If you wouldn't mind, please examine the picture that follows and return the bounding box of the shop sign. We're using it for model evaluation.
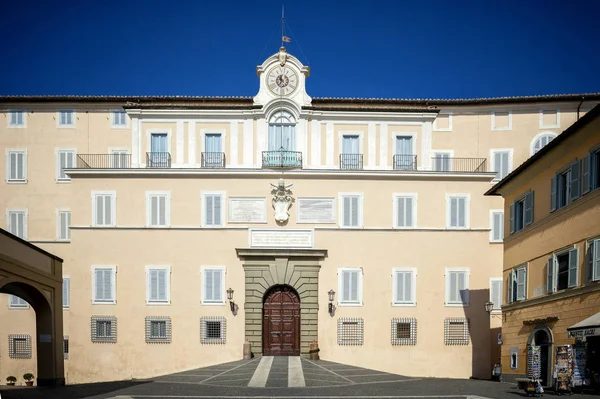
[568,328,600,338]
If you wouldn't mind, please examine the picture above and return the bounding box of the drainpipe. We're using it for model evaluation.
[577,96,585,120]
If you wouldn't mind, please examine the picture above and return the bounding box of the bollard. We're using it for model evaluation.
[309,340,320,360]
[243,340,252,360]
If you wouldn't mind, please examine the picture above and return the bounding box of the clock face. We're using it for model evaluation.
[267,66,298,96]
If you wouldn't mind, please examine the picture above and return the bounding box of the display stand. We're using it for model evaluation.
[528,346,542,379]
[554,345,573,395]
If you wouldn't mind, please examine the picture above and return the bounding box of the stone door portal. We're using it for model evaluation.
[263,285,300,356]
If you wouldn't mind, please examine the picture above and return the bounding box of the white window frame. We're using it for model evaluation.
[63,276,70,309]
[491,110,512,131]
[55,149,77,182]
[56,208,71,241]
[7,110,26,128]
[489,209,504,243]
[489,277,503,312]
[338,131,364,154]
[337,267,363,306]
[392,193,418,229]
[8,295,29,309]
[490,148,514,182]
[338,192,364,228]
[445,194,470,229]
[91,190,116,227]
[57,110,76,127]
[391,131,417,155]
[433,112,453,132]
[6,208,28,239]
[445,267,470,307]
[392,267,417,306]
[539,108,561,129]
[145,266,171,305]
[5,149,27,183]
[201,266,226,305]
[146,129,173,154]
[432,149,454,172]
[110,110,129,128]
[200,128,227,153]
[201,191,226,227]
[145,191,171,227]
[530,132,558,156]
[91,265,117,304]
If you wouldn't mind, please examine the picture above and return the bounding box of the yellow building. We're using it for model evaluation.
[486,104,600,389]
[1,47,599,384]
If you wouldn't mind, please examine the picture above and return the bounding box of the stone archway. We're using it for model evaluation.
[0,228,65,386]
[527,325,554,387]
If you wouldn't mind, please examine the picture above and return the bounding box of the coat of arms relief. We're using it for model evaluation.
[270,178,294,223]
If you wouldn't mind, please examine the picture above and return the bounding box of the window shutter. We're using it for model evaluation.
[507,272,513,303]
[151,196,159,226]
[568,248,579,288]
[213,195,221,226]
[524,192,534,226]
[149,269,159,301]
[550,175,557,212]
[159,196,166,226]
[491,280,502,309]
[594,239,600,282]
[351,197,359,227]
[205,270,214,301]
[343,197,351,226]
[350,270,358,302]
[588,242,594,282]
[458,272,468,305]
[59,211,71,240]
[205,195,214,225]
[397,197,405,227]
[509,203,515,234]
[547,257,554,294]
[62,278,70,308]
[405,197,413,227]
[450,198,458,227]
[214,269,222,302]
[570,160,581,201]
[342,270,350,301]
[95,269,105,300]
[404,271,412,303]
[494,152,502,180]
[95,195,104,225]
[449,272,458,303]
[516,268,526,301]
[158,269,167,301]
[458,198,466,227]
[493,212,503,241]
[583,154,591,194]
[104,269,113,301]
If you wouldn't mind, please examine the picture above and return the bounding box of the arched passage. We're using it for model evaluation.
[262,285,301,356]
[527,325,554,387]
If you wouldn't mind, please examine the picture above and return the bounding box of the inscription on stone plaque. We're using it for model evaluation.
[228,197,267,223]
[249,229,313,248]
[297,197,335,223]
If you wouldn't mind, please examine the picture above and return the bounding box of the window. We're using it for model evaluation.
[63,336,69,359]
[509,192,534,234]
[547,248,579,293]
[92,266,116,304]
[393,194,417,228]
[8,295,29,309]
[539,109,560,129]
[91,316,117,343]
[444,318,469,345]
[202,191,224,227]
[433,113,452,131]
[201,266,225,304]
[57,210,71,241]
[145,317,172,343]
[491,110,512,131]
[7,209,27,239]
[394,135,414,169]
[446,194,469,228]
[507,265,527,303]
[491,150,512,181]
[490,210,504,242]
[8,334,32,358]
[92,191,116,227]
[63,277,70,308]
[445,268,469,306]
[531,133,557,155]
[583,147,600,195]
[111,110,127,127]
[338,268,362,306]
[268,111,296,151]
[8,111,26,127]
[341,134,361,169]
[490,278,503,311]
[337,317,364,346]
[58,110,75,127]
[6,149,27,182]
[391,318,417,345]
[146,191,170,227]
[433,151,452,172]
[149,132,170,167]
[587,238,600,282]
[392,268,416,305]
[146,266,170,304]
[200,316,226,344]
[110,149,130,168]
[339,193,362,228]
[551,160,581,211]
[56,149,76,181]
[510,347,519,369]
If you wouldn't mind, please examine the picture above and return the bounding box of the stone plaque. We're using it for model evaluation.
[229,197,267,223]
[297,197,335,223]
[250,229,313,248]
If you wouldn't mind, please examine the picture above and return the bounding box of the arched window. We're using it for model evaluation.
[268,110,296,151]
[531,133,557,155]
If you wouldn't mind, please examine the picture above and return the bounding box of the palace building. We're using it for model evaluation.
[1,46,599,384]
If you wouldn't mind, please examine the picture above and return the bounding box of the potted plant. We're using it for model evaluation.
[6,376,17,386]
[23,373,34,386]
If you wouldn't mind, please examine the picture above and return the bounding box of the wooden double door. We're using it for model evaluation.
[262,286,300,356]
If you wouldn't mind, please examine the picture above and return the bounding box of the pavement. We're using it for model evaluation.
[0,356,590,399]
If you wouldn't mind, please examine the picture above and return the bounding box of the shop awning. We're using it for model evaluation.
[567,312,600,338]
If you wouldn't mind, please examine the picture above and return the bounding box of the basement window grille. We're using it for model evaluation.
[444,317,470,345]
[64,336,69,359]
[391,318,417,345]
[200,316,226,344]
[91,316,117,343]
[145,316,172,344]
[8,334,31,359]
[337,317,364,346]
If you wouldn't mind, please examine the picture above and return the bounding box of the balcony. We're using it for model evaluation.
[431,157,487,173]
[393,155,417,170]
[201,152,226,168]
[340,154,363,170]
[262,149,302,169]
[76,154,132,169]
[146,152,171,168]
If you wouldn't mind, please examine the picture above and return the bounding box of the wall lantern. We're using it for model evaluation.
[227,287,235,312]
[484,300,502,320]
[328,289,336,316]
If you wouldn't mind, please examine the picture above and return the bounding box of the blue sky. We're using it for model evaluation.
[1,0,599,99]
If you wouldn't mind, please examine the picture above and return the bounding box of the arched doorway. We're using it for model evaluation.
[263,285,300,356]
[528,326,554,387]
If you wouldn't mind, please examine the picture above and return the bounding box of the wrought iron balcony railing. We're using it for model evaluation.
[262,149,302,168]
[201,152,226,168]
[431,157,487,173]
[76,154,132,169]
[393,154,417,170]
[340,154,363,170]
[146,152,171,168]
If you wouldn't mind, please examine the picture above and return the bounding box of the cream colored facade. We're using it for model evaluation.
[1,49,599,385]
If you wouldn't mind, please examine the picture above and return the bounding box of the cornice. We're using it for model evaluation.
[503,281,600,312]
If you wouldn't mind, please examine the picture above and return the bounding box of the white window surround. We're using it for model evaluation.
[146,129,172,154]
[433,112,453,132]
[337,267,363,306]
[145,191,171,227]
[63,276,70,309]
[489,277,503,312]
[201,266,226,305]
[530,132,558,156]
[489,209,504,243]
[490,148,514,182]
[8,295,29,309]
[5,148,28,183]
[491,110,513,131]
[201,191,226,227]
[7,110,27,128]
[199,128,227,153]
[539,108,561,129]
[445,267,470,307]
[57,110,76,127]
[145,265,171,305]
[110,110,129,128]
[6,209,28,239]
[56,208,71,241]
[91,265,117,304]
[392,267,417,306]
[445,194,470,229]
[55,148,77,182]
[392,193,418,229]
[338,192,364,228]
[91,190,117,227]
[391,131,417,154]
[338,131,364,154]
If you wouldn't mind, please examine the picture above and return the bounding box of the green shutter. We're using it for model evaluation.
[570,160,581,201]
[568,248,579,288]
[583,154,591,195]
[550,176,557,212]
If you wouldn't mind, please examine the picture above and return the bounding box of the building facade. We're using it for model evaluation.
[1,47,599,384]
[486,104,600,388]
